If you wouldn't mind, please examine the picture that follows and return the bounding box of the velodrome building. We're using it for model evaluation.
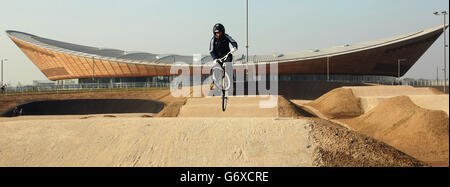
[6,25,448,85]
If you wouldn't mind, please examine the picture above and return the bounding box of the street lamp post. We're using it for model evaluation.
[1,58,8,86]
[245,0,249,82]
[92,56,95,83]
[437,66,440,85]
[397,59,406,85]
[327,56,330,81]
[434,11,448,93]
[246,0,249,64]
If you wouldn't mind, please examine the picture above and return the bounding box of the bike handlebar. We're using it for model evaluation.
[217,51,232,63]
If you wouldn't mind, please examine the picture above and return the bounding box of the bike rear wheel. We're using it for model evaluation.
[222,72,227,111]
[222,90,227,111]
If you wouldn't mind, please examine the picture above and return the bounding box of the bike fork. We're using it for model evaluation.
[222,73,227,111]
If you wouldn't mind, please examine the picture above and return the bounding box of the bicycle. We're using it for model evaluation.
[211,51,233,111]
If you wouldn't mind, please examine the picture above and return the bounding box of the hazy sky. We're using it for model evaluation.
[0,0,448,86]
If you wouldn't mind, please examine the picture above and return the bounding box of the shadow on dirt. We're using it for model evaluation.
[1,99,164,117]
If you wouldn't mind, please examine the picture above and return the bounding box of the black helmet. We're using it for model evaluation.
[213,23,225,35]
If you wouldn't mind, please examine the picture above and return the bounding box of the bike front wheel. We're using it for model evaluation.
[211,67,231,91]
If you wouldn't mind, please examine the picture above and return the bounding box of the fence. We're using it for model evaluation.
[1,82,171,95]
[401,79,449,87]
[1,79,448,95]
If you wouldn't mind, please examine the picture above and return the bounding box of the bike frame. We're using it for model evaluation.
[212,51,233,111]
[212,51,232,91]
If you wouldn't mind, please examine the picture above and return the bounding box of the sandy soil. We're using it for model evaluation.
[428,86,447,94]
[0,117,315,167]
[290,100,312,105]
[291,86,449,166]
[178,96,281,118]
[404,95,449,116]
[0,116,426,167]
[306,88,363,119]
[359,95,449,115]
[302,86,447,118]
[343,85,437,97]
[178,95,313,118]
[0,86,436,167]
[341,96,449,167]
[278,96,315,118]
[0,89,186,117]
[307,118,427,167]
[344,85,448,116]
[0,113,157,122]
[278,81,369,100]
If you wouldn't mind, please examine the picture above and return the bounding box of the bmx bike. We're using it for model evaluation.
[211,51,233,111]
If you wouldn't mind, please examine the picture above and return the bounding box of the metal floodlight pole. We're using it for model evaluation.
[398,59,406,84]
[437,66,439,84]
[1,59,8,86]
[92,56,95,83]
[244,0,249,82]
[327,56,330,81]
[246,0,249,64]
[444,11,448,93]
[435,11,448,93]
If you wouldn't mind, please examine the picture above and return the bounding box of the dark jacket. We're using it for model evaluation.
[209,34,238,61]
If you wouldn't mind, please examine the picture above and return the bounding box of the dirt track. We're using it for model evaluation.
[343,85,436,97]
[178,96,279,117]
[278,81,369,100]
[306,88,363,119]
[297,86,449,167]
[344,86,449,116]
[0,116,427,167]
[0,117,314,167]
[300,85,449,117]
[0,89,186,117]
[0,86,437,167]
[341,96,449,166]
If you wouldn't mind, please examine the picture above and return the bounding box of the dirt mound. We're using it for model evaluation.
[309,118,428,167]
[278,96,315,118]
[154,99,186,117]
[344,86,436,97]
[409,95,449,116]
[307,88,363,119]
[177,96,279,118]
[279,81,369,100]
[343,96,449,166]
[427,86,449,94]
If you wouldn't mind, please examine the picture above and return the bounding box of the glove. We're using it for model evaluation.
[230,47,238,54]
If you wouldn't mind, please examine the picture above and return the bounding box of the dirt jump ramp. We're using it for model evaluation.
[178,96,279,118]
[0,117,427,167]
[343,85,437,97]
[343,86,448,115]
